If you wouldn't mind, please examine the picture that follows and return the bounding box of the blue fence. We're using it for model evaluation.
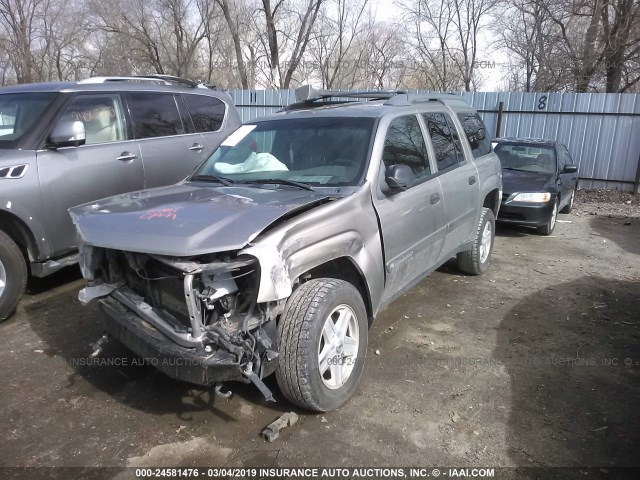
[229,89,640,192]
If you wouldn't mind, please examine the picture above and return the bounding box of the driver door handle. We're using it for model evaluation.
[116,152,138,162]
[189,143,204,152]
[468,176,477,185]
[430,193,441,205]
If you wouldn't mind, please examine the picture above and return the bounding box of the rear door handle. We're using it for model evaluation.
[116,152,138,162]
[468,176,477,185]
[430,193,441,205]
[189,143,204,152]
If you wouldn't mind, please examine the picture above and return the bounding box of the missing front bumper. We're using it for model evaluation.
[100,295,251,386]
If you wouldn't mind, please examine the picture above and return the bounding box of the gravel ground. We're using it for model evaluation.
[0,192,638,480]
[575,188,640,218]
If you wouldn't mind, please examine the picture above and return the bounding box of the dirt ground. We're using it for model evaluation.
[1,190,639,478]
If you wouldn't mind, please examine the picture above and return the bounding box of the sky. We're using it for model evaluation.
[370,0,509,91]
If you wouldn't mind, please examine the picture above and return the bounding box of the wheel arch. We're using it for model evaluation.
[0,210,39,264]
[300,256,374,324]
[483,188,500,217]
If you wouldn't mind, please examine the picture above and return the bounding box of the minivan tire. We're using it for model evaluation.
[457,207,495,275]
[0,230,27,322]
[276,279,368,412]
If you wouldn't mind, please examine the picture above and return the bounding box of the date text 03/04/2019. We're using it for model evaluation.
[135,467,497,478]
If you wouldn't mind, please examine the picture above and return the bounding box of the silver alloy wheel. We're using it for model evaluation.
[0,258,6,298]
[318,304,360,390]
[550,200,558,230]
[479,220,492,264]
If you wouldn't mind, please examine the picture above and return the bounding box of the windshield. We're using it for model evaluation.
[0,93,58,148]
[192,117,376,187]
[495,143,557,175]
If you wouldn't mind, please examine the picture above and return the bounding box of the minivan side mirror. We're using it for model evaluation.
[385,164,415,191]
[563,164,578,173]
[48,120,86,149]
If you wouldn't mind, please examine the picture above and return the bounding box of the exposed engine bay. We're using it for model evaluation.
[78,245,285,400]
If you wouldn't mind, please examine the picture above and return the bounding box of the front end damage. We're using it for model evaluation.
[78,245,284,400]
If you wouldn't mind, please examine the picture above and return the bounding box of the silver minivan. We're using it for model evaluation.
[0,76,241,321]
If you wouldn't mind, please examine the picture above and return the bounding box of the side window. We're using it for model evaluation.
[183,95,226,132]
[423,113,464,171]
[382,115,431,179]
[60,94,126,145]
[127,93,185,139]
[457,112,492,158]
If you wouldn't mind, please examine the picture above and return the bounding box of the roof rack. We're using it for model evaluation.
[78,75,210,89]
[283,85,468,111]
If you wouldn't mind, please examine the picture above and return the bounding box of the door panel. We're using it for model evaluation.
[423,112,480,255]
[37,93,145,255]
[372,115,446,304]
[126,92,209,187]
[37,140,144,254]
[137,134,209,188]
[374,175,446,304]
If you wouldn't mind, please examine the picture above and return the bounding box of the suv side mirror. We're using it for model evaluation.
[48,120,86,149]
[385,164,415,191]
[563,164,578,173]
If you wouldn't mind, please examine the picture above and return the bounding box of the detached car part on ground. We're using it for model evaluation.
[494,138,579,235]
[72,86,502,412]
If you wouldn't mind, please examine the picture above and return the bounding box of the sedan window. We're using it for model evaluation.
[495,144,557,174]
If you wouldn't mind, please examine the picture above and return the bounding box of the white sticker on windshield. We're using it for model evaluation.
[491,141,498,149]
[221,125,257,147]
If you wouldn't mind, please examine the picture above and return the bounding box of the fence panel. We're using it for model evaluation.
[229,89,640,191]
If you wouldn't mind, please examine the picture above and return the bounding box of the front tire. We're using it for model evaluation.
[457,207,495,275]
[537,198,558,235]
[0,230,27,322]
[276,279,368,412]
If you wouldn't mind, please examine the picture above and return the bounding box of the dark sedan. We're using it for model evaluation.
[494,138,578,235]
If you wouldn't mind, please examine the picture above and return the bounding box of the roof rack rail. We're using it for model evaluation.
[294,85,404,102]
[282,85,405,111]
[78,75,210,89]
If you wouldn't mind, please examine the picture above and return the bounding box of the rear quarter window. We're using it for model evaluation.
[457,112,492,158]
[183,95,226,132]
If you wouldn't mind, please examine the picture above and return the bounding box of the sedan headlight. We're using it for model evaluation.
[512,192,551,203]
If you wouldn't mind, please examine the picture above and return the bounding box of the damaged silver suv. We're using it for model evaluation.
[72,86,502,411]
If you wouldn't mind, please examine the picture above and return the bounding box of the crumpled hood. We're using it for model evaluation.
[70,183,333,256]
[502,169,555,195]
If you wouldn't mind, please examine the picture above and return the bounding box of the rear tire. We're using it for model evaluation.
[537,198,558,235]
[0,230,27,322]
[276,279,368,412]
[457,207,495,275]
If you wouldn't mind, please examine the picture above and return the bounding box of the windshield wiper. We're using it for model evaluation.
[190,174,234,186]
[242,178,315,191]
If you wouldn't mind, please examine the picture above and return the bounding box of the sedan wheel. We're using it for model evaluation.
[537,198,558,235]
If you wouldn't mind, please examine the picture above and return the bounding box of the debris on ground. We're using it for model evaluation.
[262,412,299,442]
[450,412,461,423]
[575,189,640,218]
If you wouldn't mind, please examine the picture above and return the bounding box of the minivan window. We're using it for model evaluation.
[457,112,492,158]
[0,92,58,148]
[192,117,375,186]
[382,115,431,178]
[183,95,226,132]
[127,93,185,139]
[423,113,464,170]
[60,94,127,145]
